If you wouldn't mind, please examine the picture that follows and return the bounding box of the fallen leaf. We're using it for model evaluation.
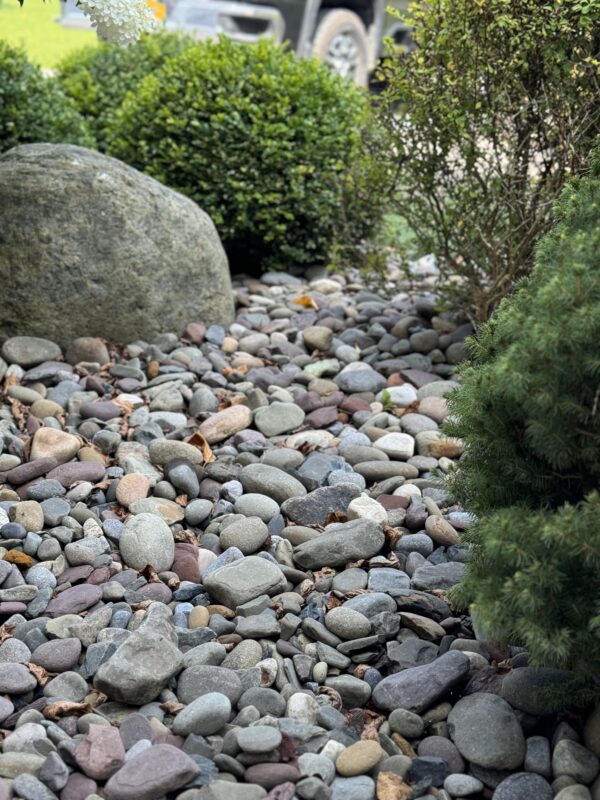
[140,565,160,583]
[0,624,14,644]
[43,701,94,720]
[26,663,50,686]
[278,732,297,762]
[175,494,188,507]
[376,772,412,800]
[293,292,318,310]
[325,593,343,612]
[186,431,215,463]
[160,701,185,715]
[324,511,348,525]
[316,686,342,709]
[85,689,107,707]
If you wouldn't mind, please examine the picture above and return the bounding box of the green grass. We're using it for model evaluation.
[0,0,96,69]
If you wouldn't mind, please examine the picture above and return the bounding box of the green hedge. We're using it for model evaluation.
[447,143,600,682]
[0,41,93,153]
[107,37,377,271]
[56,32,194,152]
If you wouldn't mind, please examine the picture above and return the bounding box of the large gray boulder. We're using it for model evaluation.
[0,144,234,344]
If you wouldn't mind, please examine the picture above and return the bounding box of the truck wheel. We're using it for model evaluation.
[311,9,369,86]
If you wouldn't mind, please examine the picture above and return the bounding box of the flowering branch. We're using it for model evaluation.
[17,0,159,44]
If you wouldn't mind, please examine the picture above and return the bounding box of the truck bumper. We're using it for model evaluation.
[166,0,285,45]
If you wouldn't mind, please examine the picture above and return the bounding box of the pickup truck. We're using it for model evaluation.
[59,0,411,85]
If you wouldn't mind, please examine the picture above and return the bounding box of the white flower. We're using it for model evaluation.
[77,0,160,45]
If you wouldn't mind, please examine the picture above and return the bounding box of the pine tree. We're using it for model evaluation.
[447,143,600,684]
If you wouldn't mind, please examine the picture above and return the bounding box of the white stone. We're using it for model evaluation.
[374,432,415,460]
[347,495,387,525]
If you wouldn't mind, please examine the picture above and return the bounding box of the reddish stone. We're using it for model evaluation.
[265,783,297,800]
[87,566,111,585]
[46,584,102,617]
[321,391,344,407]
[0,602,27,615]
[137,582,172,603]
[377,494,410,510]
[245,764,301,790]
[339,396,372,413]
[80,401,122,421]
[57,565,94,585]
[46,462,105,488]
[60,773,98,800]
[74,725,125,780]
[172,543,201,583]
[182,322,206,344]
[305,406,339,428]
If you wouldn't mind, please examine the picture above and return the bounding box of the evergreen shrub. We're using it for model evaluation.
[379,0,600,320]
[448,147,600,682]
[57,32,194,152]
[0,41,93,153]
[108,37,379,271]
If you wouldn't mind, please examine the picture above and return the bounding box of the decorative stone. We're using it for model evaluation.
[0,144,234,344]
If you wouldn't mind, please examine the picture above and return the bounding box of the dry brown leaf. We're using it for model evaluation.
[316,686,342,709]
[278,732,298,763]
[43,701,94,720]
[376,772,412,800]
[382,526,402,549]
[160,701,186,715]
[324,511,348,526]
[325,593,343,612]
[223,365,248,377]
[140,565,160,583]
[26,663,51,686]
[217,395,246,411]
[186,431,215,463]
[9,400,27,432]
[174,529,198,544]
[86,689,107,707]
[113,396,134,415]
[175,494,188,507]
[0,624,14,644]
[293,292,318,310]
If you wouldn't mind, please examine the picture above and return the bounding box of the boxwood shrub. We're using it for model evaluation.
[108,37,377,271]
[57,32,194,151]
[0,42,93,153]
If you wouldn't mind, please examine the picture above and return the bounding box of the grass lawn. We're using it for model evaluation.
[0,0,97,68]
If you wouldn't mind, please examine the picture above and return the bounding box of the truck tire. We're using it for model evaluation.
[310,9,369,86]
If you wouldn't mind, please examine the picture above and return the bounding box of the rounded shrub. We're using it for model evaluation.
[108,37,373,271]
[57,32,194,152]
[0,42,93,153]
[447,143,600,683]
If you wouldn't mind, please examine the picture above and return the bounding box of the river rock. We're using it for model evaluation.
[448,693,526,770]
[0,144,234,344]
[372,651,470,713]
[203,555,287,607]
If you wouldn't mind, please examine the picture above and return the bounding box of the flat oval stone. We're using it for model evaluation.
[103,744,199,800]
[80,401,122,421]
[198,405,253,444]
[46,462,105,488]
[46,584,103,618]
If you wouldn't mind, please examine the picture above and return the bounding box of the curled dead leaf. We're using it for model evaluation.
[293,292,318,310]
[324,511,348,525]
[43,701,94,720]
[140,565,160,583]
[185,431,215,463]
[160,701,186,715]
[0,624,14,644]
[175,494,188,507]
[26,663,51,685]
[316,686,342,710]
[376,772,412,800]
